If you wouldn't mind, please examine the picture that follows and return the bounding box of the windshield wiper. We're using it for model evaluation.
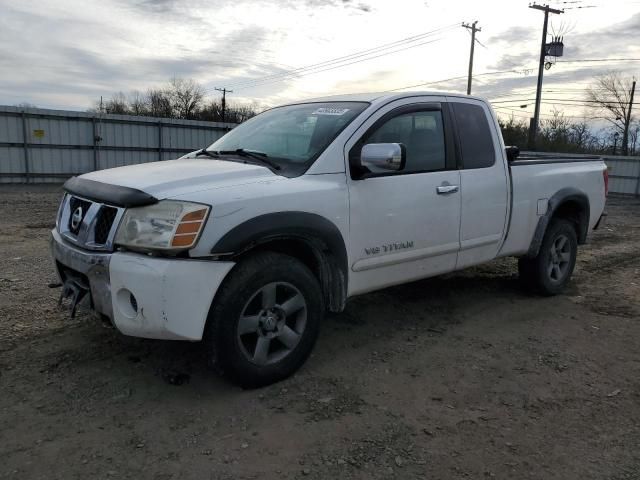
[194,148,221,159]
[214,149,281,170]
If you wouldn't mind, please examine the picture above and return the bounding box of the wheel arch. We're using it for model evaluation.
[526,188,590,258]
[210,212,348,313]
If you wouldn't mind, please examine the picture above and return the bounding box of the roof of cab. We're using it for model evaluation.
[303,91,489,105]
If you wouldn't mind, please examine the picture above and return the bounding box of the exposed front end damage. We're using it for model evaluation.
[50,229,235,341]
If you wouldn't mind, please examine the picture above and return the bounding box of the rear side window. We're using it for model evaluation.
[452,103,495,169]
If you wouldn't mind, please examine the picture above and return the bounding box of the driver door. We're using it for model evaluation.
[346,97,461,295]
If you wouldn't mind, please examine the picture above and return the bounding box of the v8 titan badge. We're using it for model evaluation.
[365,240,414,256]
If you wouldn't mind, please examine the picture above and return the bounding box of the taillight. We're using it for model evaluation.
[603,168,609,197]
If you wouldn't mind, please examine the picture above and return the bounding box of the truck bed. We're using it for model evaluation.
[498,154,607,258]
[512,151,601,166]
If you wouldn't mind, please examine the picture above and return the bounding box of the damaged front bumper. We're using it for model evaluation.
[50,228,113,319]
[50,229,235,341]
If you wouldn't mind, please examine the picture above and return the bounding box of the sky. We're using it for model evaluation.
[1,0,639,125]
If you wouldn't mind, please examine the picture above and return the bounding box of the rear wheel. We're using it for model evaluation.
[518,219,578,296]
[205,252,323,388]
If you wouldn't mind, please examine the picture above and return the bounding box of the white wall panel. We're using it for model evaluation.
[0,106,234,183]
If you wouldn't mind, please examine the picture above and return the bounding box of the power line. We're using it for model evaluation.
[488,88,611,99]
[204,24,460,93]
[229,37,449,92]
[556,58,640,62]
[493,105,596,120]
[386,74,468,92]
[387,69,533,93]
[498,101,636,109]
[490,97,639,105]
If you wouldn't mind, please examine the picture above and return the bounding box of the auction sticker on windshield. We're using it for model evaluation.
[312,107,350,116]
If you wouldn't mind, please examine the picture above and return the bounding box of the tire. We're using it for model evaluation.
[518,219,578,296]
[205,251,324,388]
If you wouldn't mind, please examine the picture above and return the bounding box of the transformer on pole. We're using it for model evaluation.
[527,3,564,150]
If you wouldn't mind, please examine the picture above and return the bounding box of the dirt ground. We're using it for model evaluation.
[1,184,639,480]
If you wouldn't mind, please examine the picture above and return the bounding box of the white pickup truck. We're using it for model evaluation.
[51,92,607,387]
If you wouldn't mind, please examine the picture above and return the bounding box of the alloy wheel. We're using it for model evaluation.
[236,282,307,365]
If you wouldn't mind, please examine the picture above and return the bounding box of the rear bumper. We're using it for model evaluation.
[50,229,235,341]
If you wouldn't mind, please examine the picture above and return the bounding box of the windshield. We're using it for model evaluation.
[206,101,369,175]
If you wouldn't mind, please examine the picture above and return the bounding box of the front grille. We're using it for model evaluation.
[94,206,118,244]
[58,194,124,251]
[67,197,91,234]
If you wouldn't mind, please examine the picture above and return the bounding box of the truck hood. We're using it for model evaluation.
[80,158,281,199]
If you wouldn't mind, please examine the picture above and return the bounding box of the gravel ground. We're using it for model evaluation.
[1,184,639,480]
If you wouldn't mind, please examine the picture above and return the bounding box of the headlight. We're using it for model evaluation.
[114,200,210,251]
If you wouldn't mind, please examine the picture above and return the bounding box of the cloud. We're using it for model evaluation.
[330,69,398,93]
[129,0,373,15]
[487,12,640,83]
[488,52,537,71]
[566,12,640,58]
[488,26,536,44]
[0,1,292,107]
[0,0,634,112]
[133,0,180,13]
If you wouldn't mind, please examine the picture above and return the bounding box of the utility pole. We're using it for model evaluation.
[622,79,636,156]
[462,21,481,95]
[528,3,563,150]
[214,87,233,123]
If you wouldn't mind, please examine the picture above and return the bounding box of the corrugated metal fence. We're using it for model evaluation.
[0,105,235,183]
[1,106,639,195]
[604,155,640,196]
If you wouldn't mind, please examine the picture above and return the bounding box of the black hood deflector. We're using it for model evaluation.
[63,177,158,208]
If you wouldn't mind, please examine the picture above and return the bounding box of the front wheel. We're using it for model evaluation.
[518,219,578,296]
[205,252,324,388]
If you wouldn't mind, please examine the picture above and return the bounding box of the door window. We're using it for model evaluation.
[358,110,447,173]
[451,103,495,169]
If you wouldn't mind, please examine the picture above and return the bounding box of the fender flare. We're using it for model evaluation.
[211,212,348,311]
[526,187,590,258]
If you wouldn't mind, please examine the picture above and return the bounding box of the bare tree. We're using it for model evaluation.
[198,99,223,121]
[587,72,636,155]
[104,92,129,114]
[569,120,596,151]
[89,78,257,123]
[145,88,172,118]
[167,78,204,119]
[498,115,529,148]
[128,90,147,116]
[539,108,571,150]
[228,102,259,123]
[196,99,258,123]
[629,124,640,155]
[14,102,37,109]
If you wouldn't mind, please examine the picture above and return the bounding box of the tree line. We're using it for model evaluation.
[501,72,638,155]
[89,73,637,155]
[500,109,639,156]
[89,78,257,123]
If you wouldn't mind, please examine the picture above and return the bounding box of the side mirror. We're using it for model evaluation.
[360,143,406,172]
[505,146,520,162]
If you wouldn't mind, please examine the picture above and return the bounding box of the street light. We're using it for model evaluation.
[613,132,620,155]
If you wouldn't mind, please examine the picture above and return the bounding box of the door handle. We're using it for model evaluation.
[436,185,459,194]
